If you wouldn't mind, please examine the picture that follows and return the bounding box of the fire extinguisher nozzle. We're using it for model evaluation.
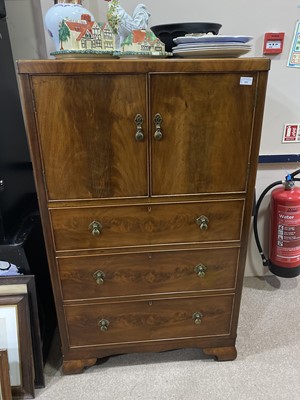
[260,253,270,266]
[285,174,292,181]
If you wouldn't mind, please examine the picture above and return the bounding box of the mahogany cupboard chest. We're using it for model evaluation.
[17,58,270,374]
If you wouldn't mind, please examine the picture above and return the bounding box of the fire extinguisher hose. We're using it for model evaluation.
[253,168,300,267]
[253,180,282,266]
[288,168,300,180]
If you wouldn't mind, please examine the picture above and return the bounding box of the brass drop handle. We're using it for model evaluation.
[194,264,207,278]
[93,270,105,285]
[135,114,144,141]
[98,319,110,332]
[192,312,203,325]
[196,215,209,230]
[153,113,163,141]
[89,220,102,237]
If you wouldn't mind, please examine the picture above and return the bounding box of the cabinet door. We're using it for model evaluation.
[32,74,148,200]
[150,73,258,196]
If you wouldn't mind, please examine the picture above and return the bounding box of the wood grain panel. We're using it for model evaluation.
[32,74,148,200]
[65,294,234,347]
[17,58,270,75]
[58,247,239,300]
[150,73,256,195]
[50,200,244,251]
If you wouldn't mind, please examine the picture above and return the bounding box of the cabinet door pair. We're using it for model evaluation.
[32,72,257,200]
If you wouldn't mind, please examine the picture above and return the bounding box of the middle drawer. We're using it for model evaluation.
[58,247,239,300]
[50,200,244,252]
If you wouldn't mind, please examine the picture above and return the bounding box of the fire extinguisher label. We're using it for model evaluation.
[275,205,300,262]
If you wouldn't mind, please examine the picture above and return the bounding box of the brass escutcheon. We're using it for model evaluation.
[192,312,203,325]
[196,215,209,230]
[93,270,105,285]
[153,113,163,141]
[194,264,207,278]
[135,114,144,141]
[98,319,110,332]
[89,220,102,237]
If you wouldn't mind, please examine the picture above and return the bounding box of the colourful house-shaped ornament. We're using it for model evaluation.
[121,29,165,55]
[58,15,115,51]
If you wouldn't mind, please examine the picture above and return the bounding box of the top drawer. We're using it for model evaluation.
[50,200,244,252]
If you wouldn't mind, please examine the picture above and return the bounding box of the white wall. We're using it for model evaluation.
[5,0,47,59]
[5,0,300,276]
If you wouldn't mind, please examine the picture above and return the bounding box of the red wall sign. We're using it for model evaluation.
[282,124,300,143]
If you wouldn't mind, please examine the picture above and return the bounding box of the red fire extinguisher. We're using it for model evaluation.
[254,168,300,278]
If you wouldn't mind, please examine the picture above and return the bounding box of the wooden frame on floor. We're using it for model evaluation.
[0,349,12,400]
[0,295,35,399]
[0,275,44,388]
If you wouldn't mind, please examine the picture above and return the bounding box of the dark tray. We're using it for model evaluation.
[151,22,222,52]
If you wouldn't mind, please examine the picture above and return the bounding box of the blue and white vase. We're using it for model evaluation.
[44,0,95,51]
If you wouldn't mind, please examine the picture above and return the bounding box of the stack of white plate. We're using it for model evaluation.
[172,35,253,58]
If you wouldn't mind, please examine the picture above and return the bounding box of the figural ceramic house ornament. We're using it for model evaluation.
[46,0,169,58]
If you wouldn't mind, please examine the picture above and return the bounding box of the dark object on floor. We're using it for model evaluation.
[0,213,57,388]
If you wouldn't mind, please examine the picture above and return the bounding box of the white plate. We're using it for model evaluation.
[172,47,251,58]
[173,35,254,45]
[173,43,252,50]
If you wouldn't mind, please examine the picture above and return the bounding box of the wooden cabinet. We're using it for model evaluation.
[18,58,270,373]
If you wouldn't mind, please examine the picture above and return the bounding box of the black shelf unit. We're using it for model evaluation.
[0,0,57,385]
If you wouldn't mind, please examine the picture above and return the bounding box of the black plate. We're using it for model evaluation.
[150,22,222,52]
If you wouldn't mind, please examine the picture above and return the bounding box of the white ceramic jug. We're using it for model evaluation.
[44,0,95,51]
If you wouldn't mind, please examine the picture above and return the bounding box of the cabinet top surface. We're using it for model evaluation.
[17,57,270,74]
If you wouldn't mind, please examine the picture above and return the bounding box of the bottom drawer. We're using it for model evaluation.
[65,294,234,347]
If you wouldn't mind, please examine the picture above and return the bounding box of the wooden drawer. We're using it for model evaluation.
[65,294,234,347]
[50,200,244,251]
[58,247,239,300]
